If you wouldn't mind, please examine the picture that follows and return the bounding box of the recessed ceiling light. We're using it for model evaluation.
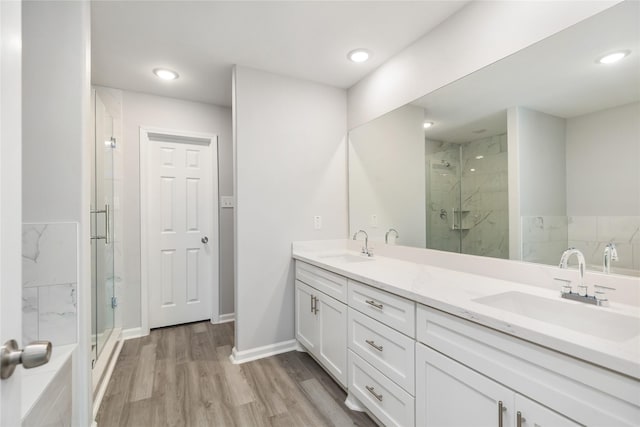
[153,68,179,80]
[423,122,434,129]
[597,50,630,64]
[475,155,484,160]
[348,49,370,63]
[470,168,476,172]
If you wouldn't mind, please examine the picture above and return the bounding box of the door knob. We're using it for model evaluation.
[201,236,209,244]
[1,339,52,379]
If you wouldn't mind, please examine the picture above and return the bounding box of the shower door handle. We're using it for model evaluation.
[1,340,52,379]
[90,204,110,244]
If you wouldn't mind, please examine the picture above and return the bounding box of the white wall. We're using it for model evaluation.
[566,102,640,216]
[348,104,425,247]
[508,107,566,260]
[119,90,233,329]
[512,107,567,217]
[233,66,347,353]
[347,1,619,129]
[22,1,92,425]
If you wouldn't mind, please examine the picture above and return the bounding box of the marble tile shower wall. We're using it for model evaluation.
[521,216,640,276]
[460,134,509,259]
[22,223,78,346]
[522,216,569,266]
[427,134,508,258]
[568,216,640,276]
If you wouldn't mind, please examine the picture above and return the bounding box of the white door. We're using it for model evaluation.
[317,292,347,387]
[142,129,218,329]
[295,280,319,353]
[416,343,514,427]
[0,0,23,424]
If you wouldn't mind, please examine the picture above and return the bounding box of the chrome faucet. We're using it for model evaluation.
[353,230,372,257]
[559,248,586,295]
[603,243,618,274]
[385,228,399,244]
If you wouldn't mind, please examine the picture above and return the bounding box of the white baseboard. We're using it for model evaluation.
[211,312,235,324]
[229,339,298,364]
[121,327,146,341]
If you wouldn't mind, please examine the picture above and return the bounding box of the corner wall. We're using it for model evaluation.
[118,90,234,329]
[233,66,347,354]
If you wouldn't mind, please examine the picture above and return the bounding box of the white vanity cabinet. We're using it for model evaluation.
[416,305,640,427]
[416,343,580,427]
[294,262,348,388]
[347,279,416,427]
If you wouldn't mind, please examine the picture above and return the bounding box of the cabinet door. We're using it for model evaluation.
[317,292,348,387]
[515,394,581,427]
[416,343,514,427]
[295,280,319,354]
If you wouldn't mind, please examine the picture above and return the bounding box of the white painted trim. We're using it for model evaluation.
[139,126,220,334]
[91,337,123,423]
[229,339,298,365]
[211,312,235,324]
[91,327,121,395]
[121,327,146,341]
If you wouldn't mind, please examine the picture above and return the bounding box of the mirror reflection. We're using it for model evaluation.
[348,2,639,276]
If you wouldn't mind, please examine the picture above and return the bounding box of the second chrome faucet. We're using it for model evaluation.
[353,229,373,257]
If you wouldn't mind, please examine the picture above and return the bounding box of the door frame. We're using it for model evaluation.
[0,0,23,423]
[140,127,220,336]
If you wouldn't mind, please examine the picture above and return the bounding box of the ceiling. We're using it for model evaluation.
[91,1,468,107]
[410,0,640,143]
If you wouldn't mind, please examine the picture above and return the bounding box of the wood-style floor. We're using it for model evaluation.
[96,321,376,427]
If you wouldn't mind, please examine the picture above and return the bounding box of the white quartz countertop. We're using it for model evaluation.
[292,244,640,380]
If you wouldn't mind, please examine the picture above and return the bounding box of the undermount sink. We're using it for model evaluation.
[473,291,640,342]
[318,253,374,263]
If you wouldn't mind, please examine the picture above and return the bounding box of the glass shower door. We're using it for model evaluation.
[91,93,115,366]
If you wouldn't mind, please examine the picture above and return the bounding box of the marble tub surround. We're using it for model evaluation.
[292,240,640,379]
[22,223,78,346]
[521,215,640,276]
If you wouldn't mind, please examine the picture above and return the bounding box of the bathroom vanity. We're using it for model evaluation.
[292,241,640,427]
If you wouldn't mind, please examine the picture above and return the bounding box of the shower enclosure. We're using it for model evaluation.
[426,133,509,258]
[91,92,116,367]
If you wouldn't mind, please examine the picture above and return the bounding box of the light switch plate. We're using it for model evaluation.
[220,196,234,208]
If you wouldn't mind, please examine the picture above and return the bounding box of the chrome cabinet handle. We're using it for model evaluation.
[498,401,504,427]
[313,296,319,314]
[365,299,383,309]
[365,385,383,402]
[365,339,383,352]
[1,340,52,379]
[517,411,523,427]
[201,236,209,244]
[310,294,313,313]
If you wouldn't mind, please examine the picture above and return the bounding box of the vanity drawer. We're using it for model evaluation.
[348,350,415,427]
[295,261,347,303]
[348,280,415,337]
[348,308,415,394]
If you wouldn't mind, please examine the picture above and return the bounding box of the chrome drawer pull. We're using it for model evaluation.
[498,401,505,427]
[365,385,383,402]
[365,299,383,309]
[365,339,383,352]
